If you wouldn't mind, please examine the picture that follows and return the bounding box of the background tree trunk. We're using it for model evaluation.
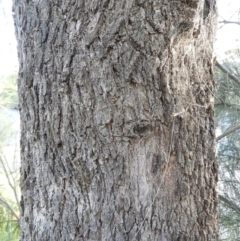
[13,0,218,240]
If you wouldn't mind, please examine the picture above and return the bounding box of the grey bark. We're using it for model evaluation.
[13,0,218,240]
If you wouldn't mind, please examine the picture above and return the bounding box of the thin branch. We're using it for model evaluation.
[216,124,240,142]
[0,197,19,222]
[0,150,14,190]
[0,151,20,211]
[219,20,240,26]
[219,154,240,161]
[215,102,240,111]
[219,194,240,215]
[12,142,20,210]
[215,61,240,86]
[219,180,240,185]
[0,220,19,224]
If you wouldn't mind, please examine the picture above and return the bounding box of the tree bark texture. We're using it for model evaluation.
[13,0,218,240]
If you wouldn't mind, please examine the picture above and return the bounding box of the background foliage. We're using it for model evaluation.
[215,50,240,240]
[0,72,20,241]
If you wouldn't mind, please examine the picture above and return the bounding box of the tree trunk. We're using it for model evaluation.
[13,0,218,240]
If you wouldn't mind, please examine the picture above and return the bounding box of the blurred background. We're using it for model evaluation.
[1,0,240,240]
[0,0,20,240]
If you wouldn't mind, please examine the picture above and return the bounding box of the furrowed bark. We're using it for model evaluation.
[13,0,218,240]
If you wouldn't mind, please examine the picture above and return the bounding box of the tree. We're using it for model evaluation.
[13,1,218,240]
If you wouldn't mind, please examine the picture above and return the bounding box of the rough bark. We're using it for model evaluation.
[13,0,218,240]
